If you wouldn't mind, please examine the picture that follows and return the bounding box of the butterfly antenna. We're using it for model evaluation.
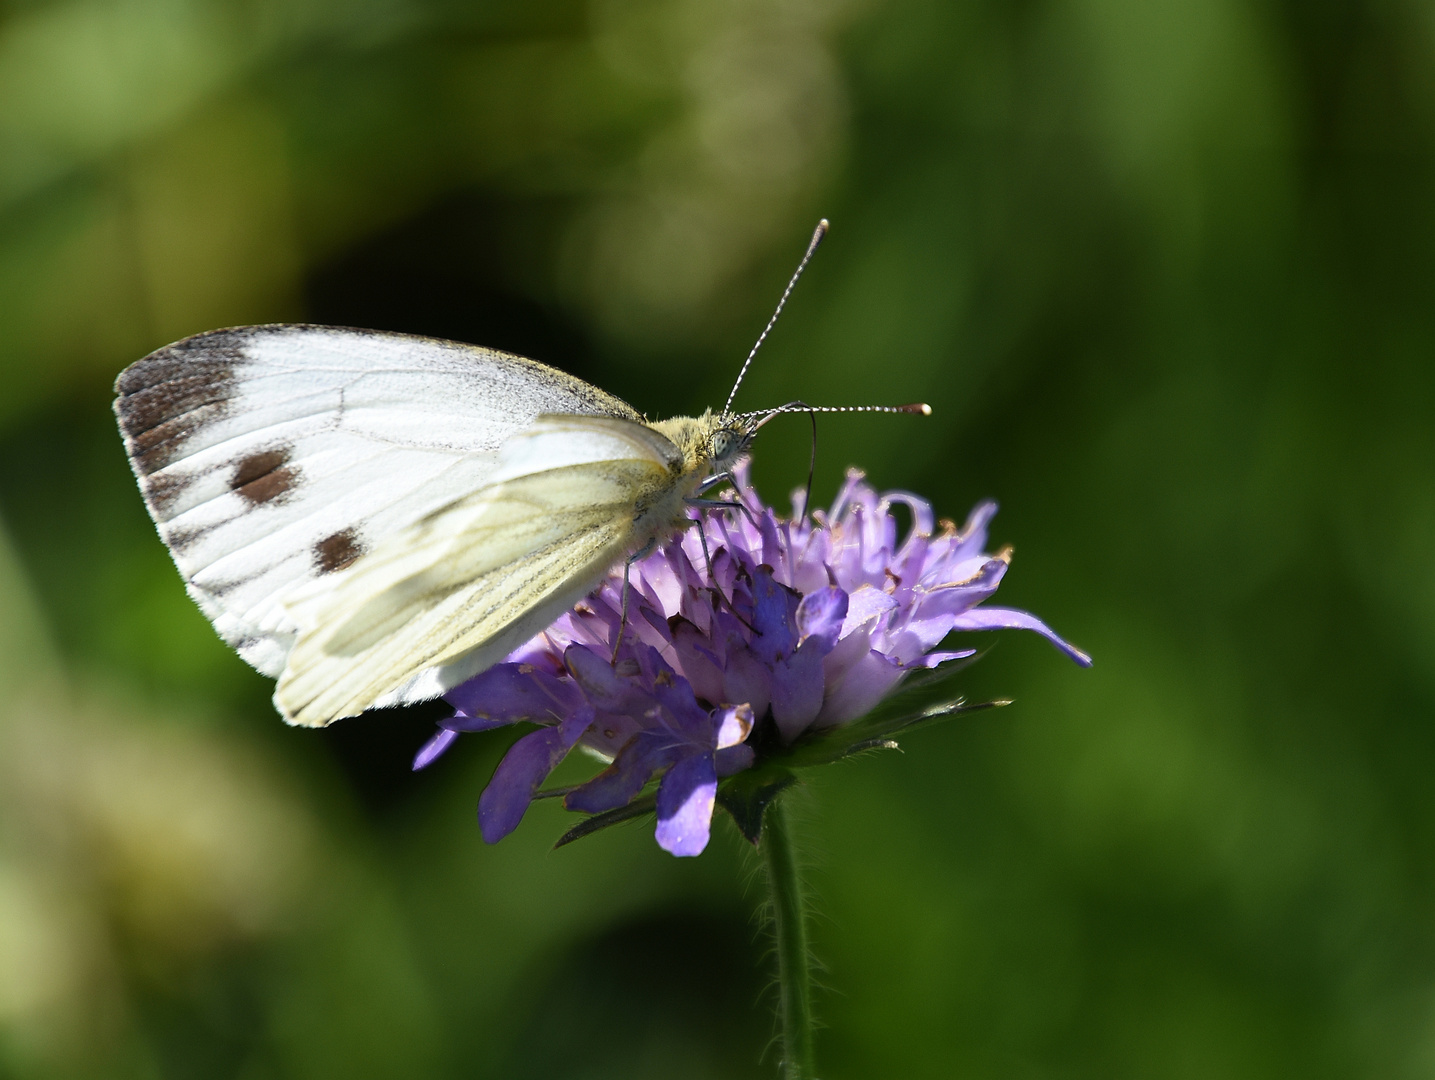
[740,401,932,430]
[724,219,829,415]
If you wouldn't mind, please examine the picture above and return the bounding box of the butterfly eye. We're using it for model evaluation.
[712,428,740,462]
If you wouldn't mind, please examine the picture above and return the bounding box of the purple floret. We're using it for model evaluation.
[414,465,1091,856]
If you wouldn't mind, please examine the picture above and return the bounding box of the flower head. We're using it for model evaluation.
[416,466,1090,856]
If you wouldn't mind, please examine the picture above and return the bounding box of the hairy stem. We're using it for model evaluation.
[763,794,816,1079]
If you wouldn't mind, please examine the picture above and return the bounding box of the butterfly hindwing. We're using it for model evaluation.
[274,416,686,725]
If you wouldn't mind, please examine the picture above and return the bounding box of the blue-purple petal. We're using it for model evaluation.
[713,703,755,749]
[759,511,784,574]
[815,648,904,727]
[906,648,977,669]
[565,731,672,814]
[884,490,935,537]
[771,646,827,741]
[915,555,1008,613]
[654,752,718,857]
[749,568,797,664]
[445,662,580,721]
[796,586,848,650]
[721,645,773,721]
[564,644,651,715]
[840,585,897,636]
[670,620,726,705]
[715,743,755,776]
[645,661,713,737]
[478,707,594,843]
[412,727,459,770]
[440,714,518,734]
[954,499,999,557]
[950,606,1093,666]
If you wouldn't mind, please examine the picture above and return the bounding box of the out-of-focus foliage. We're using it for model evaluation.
[1,0,1434,1075]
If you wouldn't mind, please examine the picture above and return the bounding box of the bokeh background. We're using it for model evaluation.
[1,0,1434,1076]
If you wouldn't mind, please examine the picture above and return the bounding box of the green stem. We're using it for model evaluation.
[762,793,817,1080]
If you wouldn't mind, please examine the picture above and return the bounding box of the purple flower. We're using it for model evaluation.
[416,466,1091,856]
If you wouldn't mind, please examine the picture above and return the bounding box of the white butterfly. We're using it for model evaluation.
[113,222,927,726]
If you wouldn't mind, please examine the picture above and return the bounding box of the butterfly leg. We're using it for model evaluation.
[611,537,659,664]
[686,495,763,531]
[687,473,763,530]
[683,510,755,633]
[689,512,716,583]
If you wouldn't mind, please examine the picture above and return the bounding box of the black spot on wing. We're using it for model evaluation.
[230,446,298,505]
[314,528,365,574]
[114,330,251,476]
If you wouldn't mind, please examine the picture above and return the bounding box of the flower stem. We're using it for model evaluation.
[763,793,817,1080]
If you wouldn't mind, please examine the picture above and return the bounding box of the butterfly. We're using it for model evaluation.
[113,221,928,727]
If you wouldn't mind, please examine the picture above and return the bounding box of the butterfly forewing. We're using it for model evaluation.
[114,325,644,681]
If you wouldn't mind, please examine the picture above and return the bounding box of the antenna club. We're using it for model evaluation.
[902,403,933,416]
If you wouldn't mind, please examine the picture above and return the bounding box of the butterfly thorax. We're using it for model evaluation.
[624,409,751,546]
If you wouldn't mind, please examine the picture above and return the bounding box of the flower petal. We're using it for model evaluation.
[828,468,870,520]
[670,619,726,705]
[722,645,773,721]
[772,589,849,739]
[749,567,798,663]
[759,512,786,581]
[713,703,755,749]
[565,731,672,814]
[814,648,905,727]
[953,499,999,558]
[884,490,935,538]
[445,662,580,722]
[950,606,1093,666]
[654,752,718,857]
[412,727,459,770]
[438,714,513,734]
[772,646,827,741]
[889,557,1011,657]
[916,555,1007,608]
[479,707,594,843]
[823,618,876,690]
[905,648,977,669]
[564,644,652,715]
[715,743,756,776]
[841,585,897,637]
[796,586,848,650]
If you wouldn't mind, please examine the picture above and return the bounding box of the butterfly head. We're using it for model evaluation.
[708,416,757,472]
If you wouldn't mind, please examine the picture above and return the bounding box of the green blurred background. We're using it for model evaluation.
[1,0,1433,1075]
